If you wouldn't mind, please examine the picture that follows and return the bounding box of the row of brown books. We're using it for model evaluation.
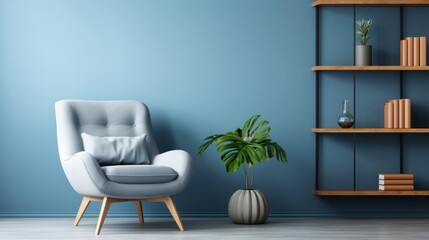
[379,173,414,191]
[384,99,411,129]
[400,37,427,66]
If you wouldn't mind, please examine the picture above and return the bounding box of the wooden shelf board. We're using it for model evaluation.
[312,128,429,133]
[312,0,429,7]
[313,190,429,196]
[312,66,429,71]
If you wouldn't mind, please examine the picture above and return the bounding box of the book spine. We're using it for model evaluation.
[384,103,388,128]
[407,37,414,66]
[401,39,408,66]
[414,37,420,66]
[404,98,411,128]
[379,179,414,185]
[399,99,405,128]
[421,36,427,66]
[387,101,394,129]
[392,99,399,128]
[379,173,414,180]
[379,185,414,191]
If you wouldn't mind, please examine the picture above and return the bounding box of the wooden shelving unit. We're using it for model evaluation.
[312,1,429,196]
[312,66,429,71]
[312,190,429,196]
[312,0,429,7]
[312,128,429,133]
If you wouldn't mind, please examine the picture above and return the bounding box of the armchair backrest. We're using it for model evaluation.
[55,100,159,161]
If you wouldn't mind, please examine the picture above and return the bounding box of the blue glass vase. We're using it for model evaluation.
[337,99,354,128]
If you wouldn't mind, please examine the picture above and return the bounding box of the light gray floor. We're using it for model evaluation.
[0,217,429,240]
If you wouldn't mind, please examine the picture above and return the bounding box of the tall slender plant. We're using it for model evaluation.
[356,19,373,45]
[197,115,287,189]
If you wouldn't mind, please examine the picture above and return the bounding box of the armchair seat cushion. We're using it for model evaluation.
[101,165,178,184]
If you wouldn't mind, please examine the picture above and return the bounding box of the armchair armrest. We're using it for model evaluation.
[61,151,108,197]
[152,150,194,187]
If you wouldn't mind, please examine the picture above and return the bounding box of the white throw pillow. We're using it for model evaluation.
[81,133,150,165]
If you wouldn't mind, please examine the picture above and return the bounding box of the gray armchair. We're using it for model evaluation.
[55,100,193,235]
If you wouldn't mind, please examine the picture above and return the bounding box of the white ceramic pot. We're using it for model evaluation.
[228,189,269,224]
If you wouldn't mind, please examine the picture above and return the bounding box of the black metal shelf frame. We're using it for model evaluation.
[314,5,405,191]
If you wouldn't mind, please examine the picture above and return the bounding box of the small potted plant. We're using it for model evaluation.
[197,115,287,224]
[356,19,373,66]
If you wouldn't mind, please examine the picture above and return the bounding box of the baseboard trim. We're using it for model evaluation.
[0,213,228,218]
[2,212,429,218]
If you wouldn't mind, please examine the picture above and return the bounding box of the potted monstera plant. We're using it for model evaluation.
[197,115,287,224]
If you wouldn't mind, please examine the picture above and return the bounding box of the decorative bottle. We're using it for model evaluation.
[337,99,354,128]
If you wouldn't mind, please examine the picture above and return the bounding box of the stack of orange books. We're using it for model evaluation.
[400,37,426,66]
[379,173,414,191]
[384,99,411,128]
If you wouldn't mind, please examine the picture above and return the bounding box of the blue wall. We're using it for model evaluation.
[1,0,429,217]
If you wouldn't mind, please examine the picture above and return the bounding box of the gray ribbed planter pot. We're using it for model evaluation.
[228,189,269,224]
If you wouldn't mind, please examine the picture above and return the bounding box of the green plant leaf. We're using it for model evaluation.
[241,148,252,166]
[253,126,271,143]
[217,142,241,153]
[267,144,275,158]
[251,119,269,135]
[246,146,260,163]
[225,150,244,173]
[196,114,288,184]
[216,132,242,145]
[197,135,219,157]
[220,149,237,161]
[242,115,260,141]
[273,142,288,163]
[356,19,373,45]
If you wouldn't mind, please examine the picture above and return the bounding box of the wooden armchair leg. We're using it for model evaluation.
[74,196,91,227]
[164,196,185,231]
[74,196,182,234]
[134,200,144,224]
[95,197,112,235]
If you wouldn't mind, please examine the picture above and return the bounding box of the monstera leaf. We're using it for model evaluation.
[197,115,287,189]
